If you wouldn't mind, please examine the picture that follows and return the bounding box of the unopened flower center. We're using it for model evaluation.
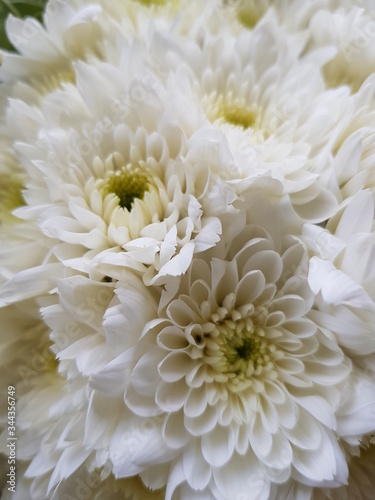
[200,312,277,387]
[212,95,257,129]
[216,318,269,377]
[206,94,269,144]
[222,104,257,129]
[233,338,257,361]
[133,0,168,6]
[235,1,269,29]
[103,165,151,211]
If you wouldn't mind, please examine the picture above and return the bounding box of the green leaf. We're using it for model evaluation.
[0,0,48,52]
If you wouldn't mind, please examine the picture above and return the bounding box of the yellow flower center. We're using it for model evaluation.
[103,164,151,211]
[234,0,269,29]
[237,9,259,29]
[210,94,259,130]
[225,336,260,366]
[215,318,272,378]
[133,0,168,6]
[201,311,279,392]
[221,102,257,129]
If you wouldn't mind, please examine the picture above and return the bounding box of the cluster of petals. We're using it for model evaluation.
[1,0,375,499]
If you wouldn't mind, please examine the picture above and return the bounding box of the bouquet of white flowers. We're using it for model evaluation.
[1,1,375,498]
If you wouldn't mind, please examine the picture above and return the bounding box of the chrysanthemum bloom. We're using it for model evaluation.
[0,137,62,303]
[116,197,354,498]
[0,137,61,493]
[0,1,105,87]
[1,25,244,295]
[2,274,160,499]
[303,191,375,441]
[0,300,56,444]
[30,194,373,498]
[175,11,344,223]
[0,0,234,101]
[224,0,326,32]
[313,73,375,208]
[6,374,165,500]
[2,1,375,499]
[0,298,60,499]
[309,5,375,92]
[0,0,179,88]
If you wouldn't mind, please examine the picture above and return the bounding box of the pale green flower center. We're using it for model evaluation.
[206,95,269,143]
[133,0,168,6]
[220,102,257,129]
[200,309,279,389]
[215,318,273,378]
[224,336,260,365]
[210,95,260,130]
[237,9,259,29]
[103,164,151,211]
[233,0,270,29]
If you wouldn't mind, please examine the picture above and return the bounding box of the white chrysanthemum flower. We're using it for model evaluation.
[37,194,369,498]
[0,0,180,122]
[309,6,375,92]
[1,33,237,291]
[0,0,221,93]
[6,372,165,500]
[0,137,61,303]
[314,74,375,207]
[0,0,177,84]
[302,192,375,451]
[224,0,328,32]
[0,300,56,440]
[0,299,59,497]
[223,0,370,36]
[2,1,375,498]
[0,1,105,87]
[177,12,342,222]
[118,199,351,498]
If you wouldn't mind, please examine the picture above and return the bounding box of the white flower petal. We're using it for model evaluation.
[183,440,212,490]
[201,425,235,467]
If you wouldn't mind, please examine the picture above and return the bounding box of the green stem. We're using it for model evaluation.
[0,0,21,17]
